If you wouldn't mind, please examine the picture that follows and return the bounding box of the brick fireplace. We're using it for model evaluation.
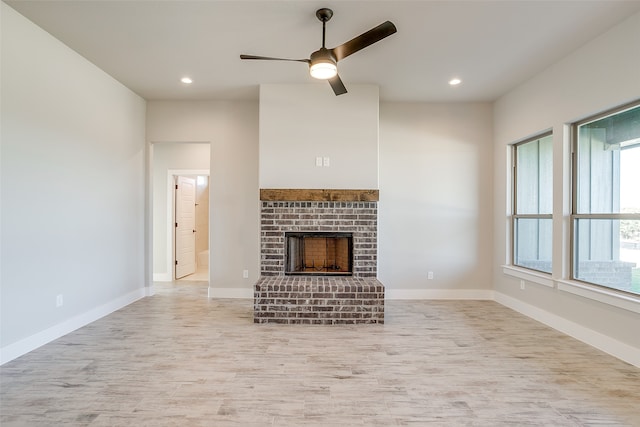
[254,189,384,324]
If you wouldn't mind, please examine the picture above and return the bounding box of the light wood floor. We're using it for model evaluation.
[178,266,209,282]
[2,282,639,426]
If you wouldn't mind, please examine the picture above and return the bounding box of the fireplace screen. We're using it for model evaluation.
[285,232,353,275]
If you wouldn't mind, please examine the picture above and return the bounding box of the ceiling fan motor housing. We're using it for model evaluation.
[310,48,336,67]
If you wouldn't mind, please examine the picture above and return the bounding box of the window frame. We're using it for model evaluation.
[511,131,553,274]
[570,100,640,295]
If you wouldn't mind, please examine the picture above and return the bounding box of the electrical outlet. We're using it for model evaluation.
[56,294,64,307]
[315,157,323,167]
[243,270,249,279]
[427,271,434,280]
[323,157,330,167]
[520,280,525,290]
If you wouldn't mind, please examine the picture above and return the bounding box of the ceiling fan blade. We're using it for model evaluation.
[330,21,397,61]
[328,74,347,96]
[240,54,309,63]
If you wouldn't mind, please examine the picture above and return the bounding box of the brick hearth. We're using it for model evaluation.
[256,189,384,324]
[254,276,384,324]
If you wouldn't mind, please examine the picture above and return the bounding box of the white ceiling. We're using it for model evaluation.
[6,0,640,102]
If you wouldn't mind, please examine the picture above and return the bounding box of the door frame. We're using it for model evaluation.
[166,169,210,281]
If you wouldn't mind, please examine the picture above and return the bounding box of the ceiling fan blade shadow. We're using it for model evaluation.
[240,54,309,63]
[328,74,347,96]
[330,21,397,61]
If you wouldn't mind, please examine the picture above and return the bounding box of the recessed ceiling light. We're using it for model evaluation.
[181,77,193,84]
[449,78,462,86]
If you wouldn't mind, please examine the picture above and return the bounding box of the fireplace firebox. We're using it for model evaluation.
[285,232,352,275]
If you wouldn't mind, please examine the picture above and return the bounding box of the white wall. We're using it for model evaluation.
[1,3,147,362]
[493,12,640,358]
[259,84,379,189]
[152,142,210,279]
[146,101,259,296]
[379,103,494,297]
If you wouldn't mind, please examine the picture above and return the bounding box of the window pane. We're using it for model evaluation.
[516,134,553,214]
[576,105,640,214]
[574,218,640,295]
[515,218,552,273]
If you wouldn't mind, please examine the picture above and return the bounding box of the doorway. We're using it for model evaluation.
[151,141,210,285]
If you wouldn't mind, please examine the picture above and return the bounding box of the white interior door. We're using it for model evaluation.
[175,176,196,279]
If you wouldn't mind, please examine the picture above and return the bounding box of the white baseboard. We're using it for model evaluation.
[385,288,495,300]
[208,287,253,299]
[495,292,640,368]
[0,288,146,365]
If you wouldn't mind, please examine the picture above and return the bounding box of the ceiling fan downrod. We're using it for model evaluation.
[316,8,333,48]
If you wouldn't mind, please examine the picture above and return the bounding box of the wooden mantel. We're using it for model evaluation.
[260,189,379,202]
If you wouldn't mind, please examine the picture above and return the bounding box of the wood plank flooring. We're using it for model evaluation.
[2,282,639,426]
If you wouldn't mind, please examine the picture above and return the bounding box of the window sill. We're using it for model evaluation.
[555,280,640,314]
[502,265,554,288]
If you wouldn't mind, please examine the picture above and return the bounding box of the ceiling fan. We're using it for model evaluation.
[240,8,397,96]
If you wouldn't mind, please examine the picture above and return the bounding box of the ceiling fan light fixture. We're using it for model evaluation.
[310,61,337,80]
[309,48,337,80]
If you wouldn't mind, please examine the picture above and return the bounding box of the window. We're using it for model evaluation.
[572,102,640,295]
[512,133,553,274]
